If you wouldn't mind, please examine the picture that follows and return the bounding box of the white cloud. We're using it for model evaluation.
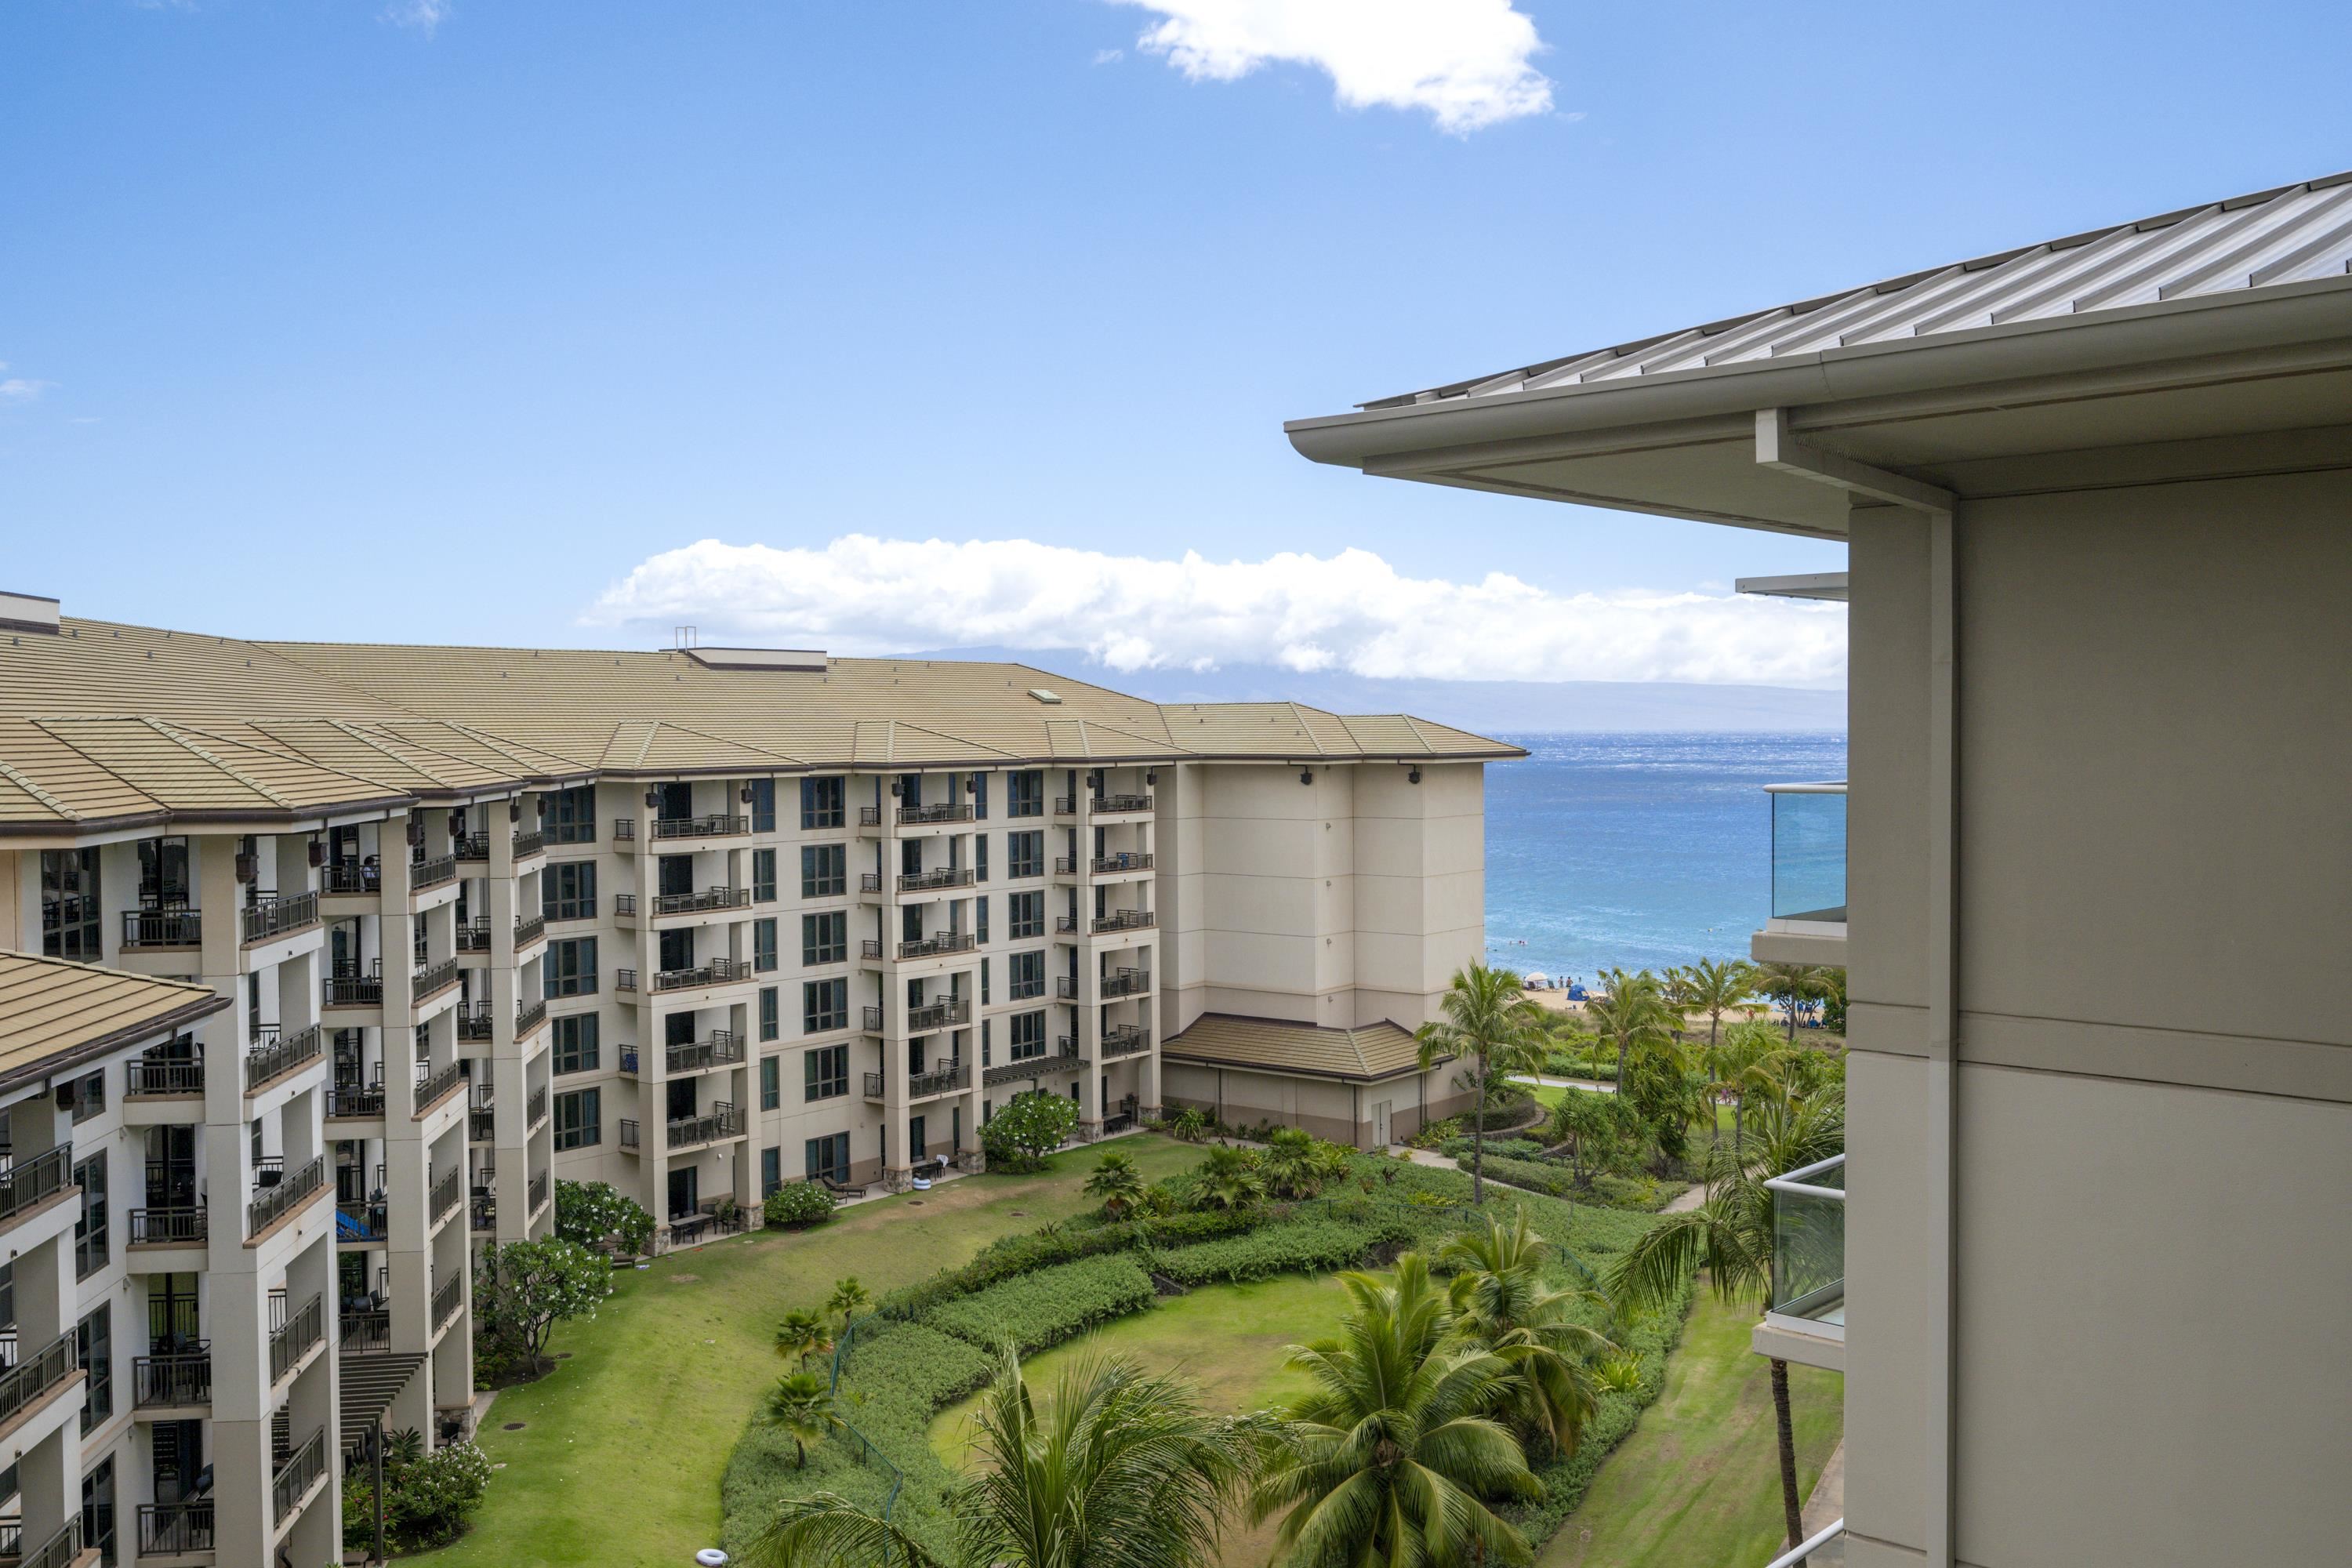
[1107,0,1553,134]
[384,0,450,36]
[0,378,53,404]
[1092,47,1126,65]
[589,536,1846,688]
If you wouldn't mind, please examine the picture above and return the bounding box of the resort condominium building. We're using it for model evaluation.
[1289,169,2352,1566]
[0,601,1510,1563]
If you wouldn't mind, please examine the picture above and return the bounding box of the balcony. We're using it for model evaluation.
[470,1193,496,1233]
[513,828,546,858]
[245,1024,322,1093]
[274,1426,328,1524]
[248,1155,325,1238]
[529,1167,550,1215]
[324,859,375,895]
[0,1145,74,1235]
[138,1501,213,1558]
[415,956,461,1002]
[907,996,970,1033]
[269,1293,324,1383]
[341,1306,391,1352]
[666,1103,744,1150]
[652,885,753,917]
[415,1058,466,1114]
[326,963,383,1007]
[897,802,971,826]
[857,805,882,826]
[456,1001,494,1042]
[619,1118,641,1152]
[0,1330,80,1432]
[896,932,975,961]
[1091,909,1156,935]
[1092,793,1153,815]
[241,891,319,946]
[430,1167,463,1228]
[528,1084,549,1131]
[126,1050,204,1097]
[410,852,458,892]
[469,1103,495,1143]
[327,1080,386,1120]
[514,913,546,946]
[863,1058,969,1101]
[454,833,491,862]
[652,813,750,841]
[666,1031,746,1074]
[1101,967,1151,999]
[1093,851,1153,875]
[129,1207,207,1246]
[1054,915,1077,934]
[516,999,549,1035]
[8,1518,83,1568]
[654,956,745,993]
[432,1272,465,1333]
[1759,1153,1846,1368]
[456,918,492,953]
[983,1048,1085,1087]
[121,907,203,949]
[134,1345,212,1409]
[897,866,973,894]
[1100,1024,1152,1059]
[1755,782,1847,965]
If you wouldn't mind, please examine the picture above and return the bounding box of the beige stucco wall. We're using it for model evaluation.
[1160,1058,1472,1148]
[1842,469,2352,1567]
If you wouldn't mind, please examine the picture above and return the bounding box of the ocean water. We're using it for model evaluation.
[1480,732,1848,986]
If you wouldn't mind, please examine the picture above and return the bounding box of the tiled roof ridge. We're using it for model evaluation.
[0,946,216,994]
[0,757,74,817]
[139,719,299,808]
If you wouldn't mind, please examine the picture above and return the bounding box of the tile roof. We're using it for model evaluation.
[1160,1013,1447,1082]
[0,619,1519,832]
[0,950,228,1086]
[1361,169,2352,411]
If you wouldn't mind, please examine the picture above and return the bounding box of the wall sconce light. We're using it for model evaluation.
[889,778,902,797]
[740,786,754,804]
[644,789,659,809]
[307,838,325,867]
[1145,770,1157,786]
[1408,767,1422,785]
[1298,768,1313,786]
[509,799,522,822]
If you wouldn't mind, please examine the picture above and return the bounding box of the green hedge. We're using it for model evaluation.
[923,1254,1158,1355]
[876,1208,1263,1319]
[1150,1216,1414,1286]
[1460,1153,1682,1213]
[1442,1135,1547,1161]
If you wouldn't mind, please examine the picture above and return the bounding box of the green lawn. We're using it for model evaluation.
[1535,1287,1842,1568]
[417,1135,1201,1568]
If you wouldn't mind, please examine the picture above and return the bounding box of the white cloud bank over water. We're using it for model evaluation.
[590,536,1846,689]
[1105,0,1555,134]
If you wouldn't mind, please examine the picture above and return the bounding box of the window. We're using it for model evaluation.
[752,848,777,902]
[548,784,597,844]
[554,1089,601,1150]
[804,1044,848,1102]
[552,1014,600,1075]
[753,918,779,973]
[1007,831,1044,879]
[74,1152,108,1279]
[1007,770,1044,818]
[1009,891,1044,939]
[137,837,191,908]
[802,911,846,966]
[971,772,989,821]
[544,861,597,922]
[545,938,599,998]
[759,986,780,1042]
[805,1132,850,1182]
[39,848,100,960]
[803,978,848,1034]
[761,1146,782,1197]
[1009,950,1045,1000]
[980,958,990,1006]
[800,844,846,898]
[66,1068,104,1124]
[975,895,989,946]
[76,1305,111,1435]
[975,834,989,884]
[1009,1010,1046,1062]
[749,778,776,833]
[800,776,845,830]
[760,1057,780,1110]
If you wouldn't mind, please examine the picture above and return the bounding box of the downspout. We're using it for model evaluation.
[1757,410,1959,1568]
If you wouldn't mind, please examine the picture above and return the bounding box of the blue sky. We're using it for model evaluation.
[3,1,2347,686]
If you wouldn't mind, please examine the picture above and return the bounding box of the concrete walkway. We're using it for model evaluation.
[1798,1440,1846,1565]
[1512,1074,1617,1094]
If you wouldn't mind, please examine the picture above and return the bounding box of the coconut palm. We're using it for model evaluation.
[1250,1252,1541,1566]
[1440,1212,1614,1456]
[746,1345,1261,1568]
[1680,958,1755,1053]
[1196,1144,1265,1211]
[1606,1088,1846,1563]
[1704,1021,1783,1153]
[1082,1149,1148,1218]
[773,1307,834,1369]
[825,1276,872,1327]
[757,1370,840,1469]
[1415,963,1548,1205]
[1752,961,1829,1044]
[1585,968,1679,1093]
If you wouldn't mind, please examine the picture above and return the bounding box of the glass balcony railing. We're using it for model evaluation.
[1766,782,1846,925]
[1765,1153,1845,1338]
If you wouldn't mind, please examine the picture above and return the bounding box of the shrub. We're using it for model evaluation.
[1474,1091,1541,1132]
[1152,1217,1413,1285]
[1406,1116,1462,1149]
[1440,1135,1546,1162]
[922,1254,1157,1354]
[764,1181,837,1229]
[873,1207,1263,1319]
[554,1178,656,1256]
[473,1237,612,1377]
[343,1439,493,1552]
[982,1091,1078,1171]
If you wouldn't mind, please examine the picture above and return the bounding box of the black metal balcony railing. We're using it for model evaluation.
[125,1052,205,1096]
[1094,851,1154,874]
[456,1001,493,1042]
[1091,909,1156,935]
[415,956,460,1000]
[248,1156,324,1237]
[134,1346,212,1408]
[619,1119,641,1151]
[1054,975,1076,1000]
[415,1059,466,1113]
[470,1193,496,1233]
[983,1048,1086,1087]
[666,1031,746,1074]
[514,913,546,946]
[613,893,639,916]
[897,802,972,826]
[862,1005,884,1033]
[245,1024,322,1091]
[432,1272,465,1332]
[327,1080,385,1119]
[122,908,204,948]
[911,1060,970,1098]
[652,813,750,840]
[0,1331,79,1430]
[516,999,549,1034]
[527,1083,549,1130]
[1101,967,1152,998]
[470,1105,495,1142]
[1054,915,1078,934]
[325,964,383,1007]
[13,1518,82,1568]
[856,805,882,826]
[859,939,884,961]
[456,918,492,953]
[615,967,638,993]
[324,859,374,895]
[454,833,491,862]
[139,1502,213,1558]
[654,956,743,992]
[1101,1024,1152,1058]
[1093,793,1154,815]
[430,1167,462,1226]
[666,1103,744,1149]
[618,1046,641,1074]
[529,1167,550,1214]
[274,1426,328,1524]
[1054,855,1076,876]
[341,1306,391,1352]
[269,1294,323,1383]
[242,891,319,945]
[898,866,973,893]
[1054,796,1076,815]
[858,872,883,895]
[513,828,546,857]
[129,1207,207,1246]
[652,886,753,916]
[896,932,976,961]
[906,996,971,1032]
[610,817,637,840]
[409,853,458,892]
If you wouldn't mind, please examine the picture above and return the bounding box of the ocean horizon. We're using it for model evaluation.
[1481,731,1848,986]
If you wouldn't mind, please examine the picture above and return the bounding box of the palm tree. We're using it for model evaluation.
[1752,961,1828,1044]
[1196,1144,1265,1211]
[1440,1213,1613,1456]
[757,1370,840,1469]
[1415,963,1547,1205]
[1585,968,1679,1094]
[1704,1021,1782,1153]
[1081,1149,1147,1218]
[1250,1253,1540,1566]
[773,1307,834,1370]
[1681,958,1755,1054]
[747,1345,1261,1568]
[1606,1090,1846,1563]
[826,1276,872,1327]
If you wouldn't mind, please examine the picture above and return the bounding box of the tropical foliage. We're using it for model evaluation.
[553,1178,658,1257]
[1417,963,1548,1203]
[980,1091,1078,1171]
[1080,1149,1147,1218]
[764,1181,839,1229]
[473,1236,613,1377]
